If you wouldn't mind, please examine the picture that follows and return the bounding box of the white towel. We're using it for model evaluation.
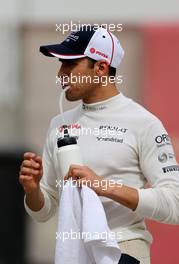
[55,180,121,264]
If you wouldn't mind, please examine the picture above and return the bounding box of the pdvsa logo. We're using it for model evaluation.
[90,47,108,59]
[90,48,95,54]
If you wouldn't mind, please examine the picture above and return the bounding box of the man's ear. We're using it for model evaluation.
[94,60,109,76]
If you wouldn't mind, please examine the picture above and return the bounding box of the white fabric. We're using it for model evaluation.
[25,92,179,244]
[55,180,121,264]
[84,27,124,68]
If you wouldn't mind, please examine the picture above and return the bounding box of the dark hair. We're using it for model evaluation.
[87,58,116,77]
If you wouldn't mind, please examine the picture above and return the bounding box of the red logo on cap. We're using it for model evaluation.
[90,48,96,54]
[96,50,108,59]
[89,47,108,59]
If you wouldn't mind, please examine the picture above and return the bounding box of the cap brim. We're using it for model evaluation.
[40,44,86,60]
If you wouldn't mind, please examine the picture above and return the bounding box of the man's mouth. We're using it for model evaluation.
[60,74,71,89]
[62,83,72,92]
[62,84,71,90]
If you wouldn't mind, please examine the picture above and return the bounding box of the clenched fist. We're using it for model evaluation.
[19,152,43,194]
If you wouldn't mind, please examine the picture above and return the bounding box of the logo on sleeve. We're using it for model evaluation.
[158,152,175,163]
[158,153,168,163]
[162,165,179,173]
[155,134,171,147]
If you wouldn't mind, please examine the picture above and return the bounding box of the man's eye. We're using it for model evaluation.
[64,61,75,66]
[61,60,78,67]
[69,61,77,65]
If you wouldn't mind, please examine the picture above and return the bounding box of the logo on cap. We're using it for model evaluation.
[66,33,79,42]
[90,48,96,54]
[90,47,108,59]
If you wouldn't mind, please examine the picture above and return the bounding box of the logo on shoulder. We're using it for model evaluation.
[155,134,171,147]
[158,153,168,163]
[158,152,175,163]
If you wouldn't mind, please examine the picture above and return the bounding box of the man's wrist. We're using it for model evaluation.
[25,186,41,196]
[25,187,45,212]
[98,180,122,197]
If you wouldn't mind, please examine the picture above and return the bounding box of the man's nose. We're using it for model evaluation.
[58,62,70,77]
[58,67,63,78]
[57,72,70,86]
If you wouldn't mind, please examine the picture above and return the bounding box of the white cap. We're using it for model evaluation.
[40,26,124,69]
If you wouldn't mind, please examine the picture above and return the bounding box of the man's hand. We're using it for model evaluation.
[64,164,107,196]
[19,152,43,194]
[64,164,138,210]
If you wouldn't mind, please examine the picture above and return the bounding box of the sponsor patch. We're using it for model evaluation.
[155,134,171,147]
[82,104,107,111]
[96,137,123,143]
[158,153,168,163]
[162,165,179,173]
[158,152,175,163]
[99,125,128,133]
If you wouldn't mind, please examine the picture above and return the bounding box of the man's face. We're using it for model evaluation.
[58,58,98,102]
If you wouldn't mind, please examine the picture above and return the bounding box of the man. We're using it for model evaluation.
[19,26,179,264]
